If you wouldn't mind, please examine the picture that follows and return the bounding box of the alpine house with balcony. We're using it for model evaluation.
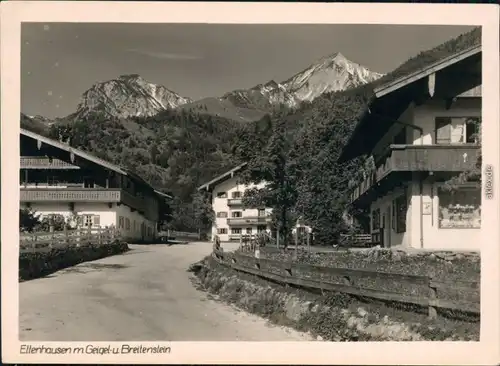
[338,45,482,251]
[20,128,172,241]
[197,163,272,242]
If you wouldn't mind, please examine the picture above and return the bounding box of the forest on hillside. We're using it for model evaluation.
[20,27,481,243]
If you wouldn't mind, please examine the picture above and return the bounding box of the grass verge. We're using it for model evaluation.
[191,256,479,341]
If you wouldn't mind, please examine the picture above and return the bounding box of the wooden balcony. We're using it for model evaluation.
[351,144,480,203]
[227,198,243,206]
[20,188,147,214]
[227,216,271,226]
[21,157,79,169]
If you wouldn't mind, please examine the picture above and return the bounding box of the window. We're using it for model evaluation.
[82,215,100,228]
[435,117,481,144]
[232,211,242,218]
[231,228,242,234]
[246,227,252,234]
[232,191,242,198]
[257,225,266,233]
[438,187,481,229]
[371,208,380,231]
[465,117,480,143]
[216,212,228,218]
[217,228,227,235]
[118,216,125,229]
[258,209,266,217]
[393,193,407,233]
[125,218,131,231]
[216,192,227,198]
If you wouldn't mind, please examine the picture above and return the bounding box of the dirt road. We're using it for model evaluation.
[19,242,312,341]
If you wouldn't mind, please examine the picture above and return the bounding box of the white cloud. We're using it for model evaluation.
[126,48,202,60]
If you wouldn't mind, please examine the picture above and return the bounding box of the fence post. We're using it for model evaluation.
[49,225,54,249]
[63,225,69,247]
[428,277,438,319]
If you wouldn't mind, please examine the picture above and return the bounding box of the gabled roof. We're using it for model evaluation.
[197,163,247,191]
[373,45,481,98]
[338,45,482,163]
[21,128,129,176]
[21,128,172,199]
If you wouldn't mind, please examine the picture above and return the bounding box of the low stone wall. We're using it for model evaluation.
[19,241,130,281]
[190,257,479,342]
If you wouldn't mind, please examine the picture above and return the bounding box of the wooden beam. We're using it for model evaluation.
[427,73,436,98]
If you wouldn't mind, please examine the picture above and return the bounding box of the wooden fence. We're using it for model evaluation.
[212,249,479,320]
[20,227,120,254]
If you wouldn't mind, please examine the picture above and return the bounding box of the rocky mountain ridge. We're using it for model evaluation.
[23,52,383,123]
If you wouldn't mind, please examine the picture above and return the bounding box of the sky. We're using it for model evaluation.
[21,23,475,118]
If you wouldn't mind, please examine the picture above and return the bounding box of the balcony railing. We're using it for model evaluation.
[21,157,79,169]
[227,215,271,225]
[20,188,122,202]
[20,188,148,213]
[351,144,480,203]
[227,198,243,206]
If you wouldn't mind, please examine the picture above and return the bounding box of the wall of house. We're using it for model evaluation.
[211,176,271,242]
[408,179,480,251]
[115,203,157,241]
[26,202,118,228]
[411,97,481,144]
[25,201,157,242]
[370,179,480,251]
[371,95,481,157]
[370,185,413,248]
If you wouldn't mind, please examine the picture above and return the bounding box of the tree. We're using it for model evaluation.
[240,117,298,248]
[192,190,215,236]
[19,208,41,232]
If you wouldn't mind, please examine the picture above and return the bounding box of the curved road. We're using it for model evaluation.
[19,242,312,341]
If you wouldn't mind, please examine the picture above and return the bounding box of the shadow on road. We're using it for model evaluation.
[43,262,130,278]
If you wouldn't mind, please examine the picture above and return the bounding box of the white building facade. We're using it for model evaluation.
[341,46,482,251]
[198,164,273,242]
[20,129,171,241]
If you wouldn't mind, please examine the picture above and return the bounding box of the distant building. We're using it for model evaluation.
[338,45,482,251]
[20,129,172,241]
[197,163,272,242]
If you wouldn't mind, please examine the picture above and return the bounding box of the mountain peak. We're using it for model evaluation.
[281,52,384,102]
[73,75,192,120]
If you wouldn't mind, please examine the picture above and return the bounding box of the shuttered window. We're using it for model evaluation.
[435,117,452,144]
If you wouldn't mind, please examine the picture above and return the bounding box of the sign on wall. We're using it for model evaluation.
[438,187,481,229]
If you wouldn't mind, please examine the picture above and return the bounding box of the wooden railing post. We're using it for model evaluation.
[428,277,438,319]
[63,225,69,247]
[49,225,54,249]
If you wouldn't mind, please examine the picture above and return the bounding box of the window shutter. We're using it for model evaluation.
[76,215,83,227]
[435,117,451,144]
[93,215,101,227]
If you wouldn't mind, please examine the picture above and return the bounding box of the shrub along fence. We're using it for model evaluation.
[212,249,479,321]
[19,227,128,281]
